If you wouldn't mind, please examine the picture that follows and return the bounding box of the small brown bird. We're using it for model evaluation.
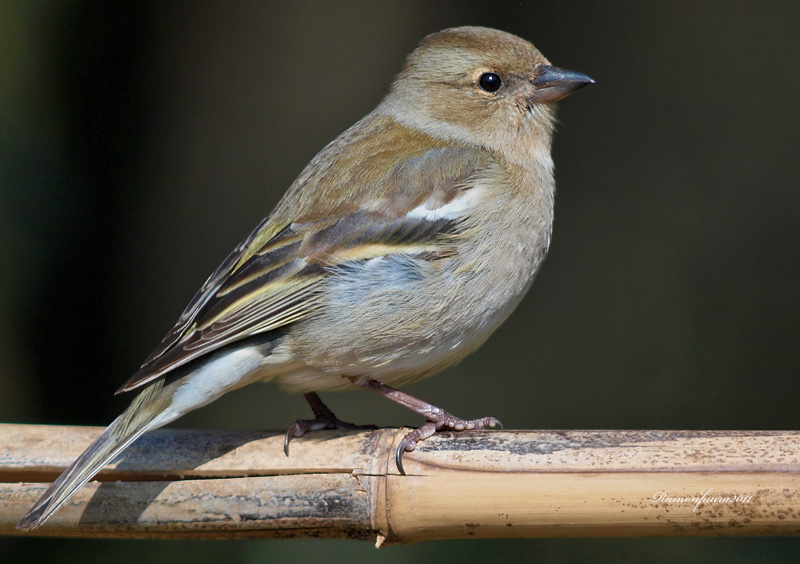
[18,26,592,530]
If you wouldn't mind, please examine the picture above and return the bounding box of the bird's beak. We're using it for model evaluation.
[528,64,594,104]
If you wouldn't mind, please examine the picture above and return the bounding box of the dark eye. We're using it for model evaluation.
[478,72,502,93]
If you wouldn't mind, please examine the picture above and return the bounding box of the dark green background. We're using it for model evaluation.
[2,1,798,562]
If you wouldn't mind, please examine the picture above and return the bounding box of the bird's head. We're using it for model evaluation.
[380,26,593,164]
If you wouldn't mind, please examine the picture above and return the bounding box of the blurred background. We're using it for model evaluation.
[1,0,798,562]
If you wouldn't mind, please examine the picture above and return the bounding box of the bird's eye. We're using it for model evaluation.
[478,72,502,93]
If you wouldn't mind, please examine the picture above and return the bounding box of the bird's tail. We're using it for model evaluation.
[17,380,175,530]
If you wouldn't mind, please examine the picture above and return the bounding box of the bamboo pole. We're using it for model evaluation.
[0,424,798,543]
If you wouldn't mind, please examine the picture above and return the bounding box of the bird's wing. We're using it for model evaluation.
[118,218,322,392]
[119,130,494,393]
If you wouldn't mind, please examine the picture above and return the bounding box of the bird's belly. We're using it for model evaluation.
[279,236,541,392]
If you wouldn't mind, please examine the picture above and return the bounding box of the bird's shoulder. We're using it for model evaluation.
[272,113,497,222]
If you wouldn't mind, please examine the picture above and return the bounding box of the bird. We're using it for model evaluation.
[18,25,592,530]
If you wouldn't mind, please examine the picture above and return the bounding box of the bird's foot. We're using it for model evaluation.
[284,392,377,455]
[347,378,502,475]
[395,411,502,475]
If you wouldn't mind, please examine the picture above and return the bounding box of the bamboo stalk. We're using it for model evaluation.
[0,424,798,542]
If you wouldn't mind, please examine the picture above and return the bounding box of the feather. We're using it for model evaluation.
[118,124,495,393]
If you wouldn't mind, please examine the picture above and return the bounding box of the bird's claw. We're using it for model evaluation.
[394,413,502,475]
[284,415,377,456]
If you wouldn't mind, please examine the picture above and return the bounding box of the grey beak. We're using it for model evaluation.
[528,64,594,104]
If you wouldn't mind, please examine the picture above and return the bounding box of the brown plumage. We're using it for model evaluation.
[19,26,591,530]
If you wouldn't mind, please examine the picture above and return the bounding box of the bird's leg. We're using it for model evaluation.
[284,392,376,455]
[350,378,502,475]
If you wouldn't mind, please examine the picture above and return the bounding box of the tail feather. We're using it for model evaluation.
[17,381,172,530]
[17,338,277,530]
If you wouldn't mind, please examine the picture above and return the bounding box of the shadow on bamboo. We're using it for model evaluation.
[1,425,798,543]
